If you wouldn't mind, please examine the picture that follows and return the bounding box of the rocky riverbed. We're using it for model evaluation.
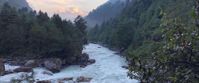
[0,43,138,83]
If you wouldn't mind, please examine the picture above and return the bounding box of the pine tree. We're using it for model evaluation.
[74,15,88,44]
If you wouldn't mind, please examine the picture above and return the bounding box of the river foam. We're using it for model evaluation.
[0,43,138,83]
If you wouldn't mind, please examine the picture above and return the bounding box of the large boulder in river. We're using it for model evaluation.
[25,60,38,68]
[44,58,62,73]
[80,53,89,62]
[87,59,96,65]
[79,53,89,65]
[13,67,33,73]
[76,76,92,82]
[36,80,51,83]
[58,77,73,82]
[79,53,96,68]
[0,58,5,76]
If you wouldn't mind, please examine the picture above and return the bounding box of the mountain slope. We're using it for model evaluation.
[85,0,128,28]
[88,0,198,82]
[89,0,193,49]
[0,0,31,10]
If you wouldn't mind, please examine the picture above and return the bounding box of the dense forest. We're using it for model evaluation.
[85,0,126,27]
[0,0,31,10]
[89,0,199,82]
[0,0,199,82]
[0,3,88,65]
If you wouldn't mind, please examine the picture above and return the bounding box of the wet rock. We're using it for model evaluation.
[61,77,73,81]
[58,77,73,82]
[76,76,92,82]
[37,80,51,83]
[44,58,62,73]
[7,59,27,66]
[42,71,53,76]
[25,60,38,68]
[87,59,96,65]
[13,67,32,73]
[57,81,64,83]
[0,58,5,76]
[4,71,13,75]
[81,53,89,62]
[80,64,87,68]
[122,66,128,69]
[79,53,90,68]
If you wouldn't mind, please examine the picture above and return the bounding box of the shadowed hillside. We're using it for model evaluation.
[0,0,31,10]
[85,0,130,28]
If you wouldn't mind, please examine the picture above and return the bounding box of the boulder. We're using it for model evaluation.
[80,64,87,68]
[81,53,89,62]
[13,67,32,73]
[36,80,51,83]
[122,66,128,69]
[4,71,13,75]
[42,71,53,76]
[76,76,92,82]
[0,58,5,76]
[44,58,62,73]
[80,59,96,68]
[79,53,90,67]
[87,59,96,65]
[58,77,73,82]
[61,77,73,81]
[25,60,38,68]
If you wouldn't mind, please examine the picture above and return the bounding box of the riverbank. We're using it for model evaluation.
[0,43,138,83]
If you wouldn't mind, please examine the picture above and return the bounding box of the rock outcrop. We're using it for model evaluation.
[25,60,38,68]
[43,58,62,73]
[87,59,96,65]
[13,67,32,73]
[36,80,51,83]
[76,76,92,82]
[0,58,5,76]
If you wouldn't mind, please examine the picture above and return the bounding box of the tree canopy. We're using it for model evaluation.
[0,3,88,65]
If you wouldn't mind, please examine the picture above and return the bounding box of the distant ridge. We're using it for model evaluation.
[85,0,128,28]
[0,0,31,10]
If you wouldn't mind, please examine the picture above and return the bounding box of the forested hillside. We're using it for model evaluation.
[89,0,199,82]
[0,3,88,66]
[85,0,127,27]
[0,0,31,10]
[89,0,193,49]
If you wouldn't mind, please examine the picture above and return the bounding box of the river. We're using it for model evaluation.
[0,43,138,83]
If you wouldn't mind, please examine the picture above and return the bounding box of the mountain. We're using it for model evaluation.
[109,0,127,4]
[89,0,194,49]
[85,0,129,28]
[0,0,31,10]
[89,0,198,82]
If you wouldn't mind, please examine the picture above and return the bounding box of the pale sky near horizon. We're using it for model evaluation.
[27,0,108,20]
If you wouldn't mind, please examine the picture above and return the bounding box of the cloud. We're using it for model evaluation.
[27,0,108,20]
[68,6,86,16]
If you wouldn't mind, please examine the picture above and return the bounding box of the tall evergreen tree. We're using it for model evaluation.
[74,16,88,44]
[0,3,88,65]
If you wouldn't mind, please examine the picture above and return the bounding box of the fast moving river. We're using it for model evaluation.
[0,43,138,83]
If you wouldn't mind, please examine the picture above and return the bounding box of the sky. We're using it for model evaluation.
[27,0,108,20]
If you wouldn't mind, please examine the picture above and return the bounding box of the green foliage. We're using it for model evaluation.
[128,17,199,83]
[74,16,88,44]
[89,0,194,49]
[0,3,87,64]
[88,0,198,82]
